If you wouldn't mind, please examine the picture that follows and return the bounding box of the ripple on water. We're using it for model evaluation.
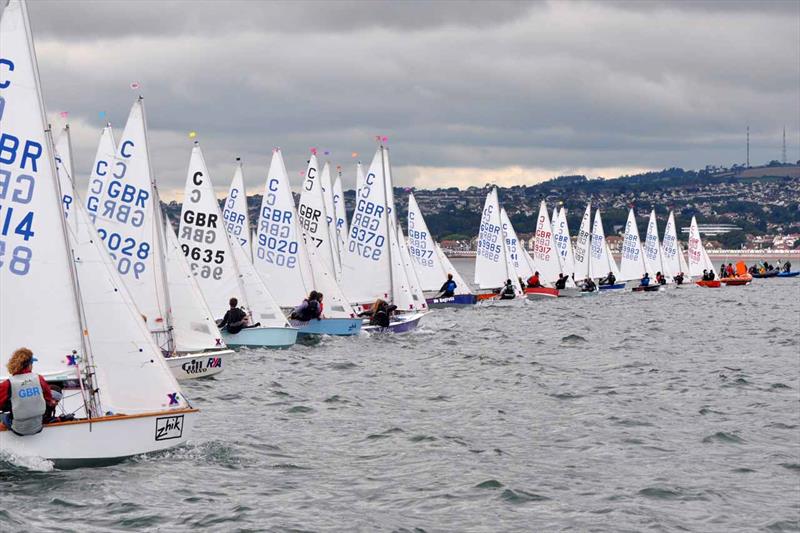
[702,432,745,444]
[475,479,504,489]
[560,334,588,344]
[500,488,550,504]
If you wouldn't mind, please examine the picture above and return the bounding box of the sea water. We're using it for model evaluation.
[2,259,798,531]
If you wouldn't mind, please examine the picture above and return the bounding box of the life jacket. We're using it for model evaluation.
[294,299,321,321]
[444,280,457,294]
[8,374,46,436]
[370,308,390,327]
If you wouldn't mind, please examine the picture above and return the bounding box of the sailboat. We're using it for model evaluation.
[687,216,719,287]
[643,209,669,285]
[87,99,232,378]
[618,208,659,291]
[474,188,524,300]
[500,208,535,282]
[178,143,298,347]
[588,207,625,290]
[341,144,428,330]
[528,200,575,297]
[660,211,688,285]
[407,192,475,306]
[222,158,252,260]
[0,0,197,464]
[553,207,576,282]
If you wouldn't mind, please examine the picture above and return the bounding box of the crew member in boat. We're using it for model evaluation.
[581,277,597,292]
[499,279,516,299]
[217,298,260,334]
[655,272,666,285]
[437,274,457,298]
[290,291,323,321]
[599,271,616,286]
[554,273,568,290]
[0,348,59,436]
[518,277,527,290]
[725,263,735,278]
[640,272,650,286]
[784,261,792,273]
[527,272,542,288]
[358,299,397,327]
[719,264,727,279]
[674,272,684,285]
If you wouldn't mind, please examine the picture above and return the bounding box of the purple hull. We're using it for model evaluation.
[425,294,477,307]
[362,312,426,333]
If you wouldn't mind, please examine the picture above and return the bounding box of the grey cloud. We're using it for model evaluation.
[22,0,800,194]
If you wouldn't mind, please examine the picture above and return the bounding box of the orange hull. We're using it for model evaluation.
[696,280,721,288]
[720,274,752,286]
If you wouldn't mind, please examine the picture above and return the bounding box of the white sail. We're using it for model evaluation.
[54,125,74,182]
[618,208,647,281]
[590,210,611,280]
[573,203,592,281]
[474,188,507,289]
[677,239,690,276]
[254,149,315,307]
[178,143,248,319]
[332,168,348,270]
[531,201,561,285]
[701,243,715,273]
[407,191,446,290]
[230,231,288,327]
[53,125,77,226]
[298,154,338,280]
[643,209,666,279]
[554,207,575,278]
[163,219,225,352]
[320,162,342,278]
[660,211,682,278]
[0,0,85,376]
[342,148,392,302]
[72,203,188,412]
[395,225,428,310]
[222,160,252,260]
[500,208,534,279]
[91,98,169,332]
[85,124,117,222]
[437,245,470,294]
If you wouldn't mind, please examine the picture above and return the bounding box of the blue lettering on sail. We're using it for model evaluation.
[255,191,298,268]
[0,58,14,89]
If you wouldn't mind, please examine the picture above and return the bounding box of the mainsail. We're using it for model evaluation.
[223,160,252,259]
[619,208,647,281]
[531,201,561,285]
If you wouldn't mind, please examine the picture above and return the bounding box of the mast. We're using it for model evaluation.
[141,96,175,354]
[24,0,99,416]
[379,143,394,299]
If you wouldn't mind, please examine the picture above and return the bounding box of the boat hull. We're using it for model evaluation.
[696,280,721,288]
[720,275,752,286]
[632,285,661,292]
[363,312,427,333]
[753,271,779,278]
[165,350,232,380]
[777,271,799,278]
[425,294,478,307]
[221,326,298,348]
[290,318,363,336]
[476,292,499,301]
[525,287,559,298]
[598,283,626,291]
[0,408,199,468]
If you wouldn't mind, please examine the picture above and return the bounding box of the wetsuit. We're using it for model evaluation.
[555,277,567,290]
[439,280,457,298]
[218,307,249,334]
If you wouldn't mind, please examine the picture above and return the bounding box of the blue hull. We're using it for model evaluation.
[599,283,626,291]
[221,326,298,348]
[425,294,477,307]
[777,271,799,278]
[290,318,363,336]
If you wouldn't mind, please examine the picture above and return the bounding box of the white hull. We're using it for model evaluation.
[0,408,198,468]
[165,349,233,380]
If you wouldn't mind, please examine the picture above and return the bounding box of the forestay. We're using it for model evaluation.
[222,160,251,260]
[572,203,592,281]
[619,208,647,281]
[91,98,169,332]
[531,201,561,285]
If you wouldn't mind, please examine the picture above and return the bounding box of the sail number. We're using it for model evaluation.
[95,228,149,279]
[477,220,501,262]
[0,168,36,276]
[181,244,224,264]
[349,201,385,262]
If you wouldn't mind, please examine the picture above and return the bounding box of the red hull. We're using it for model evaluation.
[696,280,721,288]
[525,287,559,298]
[720,275,752,286]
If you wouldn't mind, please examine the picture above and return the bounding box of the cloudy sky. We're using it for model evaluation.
[23,0,800,198]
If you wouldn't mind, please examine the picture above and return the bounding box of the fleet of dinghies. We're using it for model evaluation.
[0,0,784,465]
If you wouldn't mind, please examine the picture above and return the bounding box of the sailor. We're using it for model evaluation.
[719,264,727,279]
[527,271,542,288]
[499,279,517,299]
[600,271,616,286]
[290,291,322,321]
[438,274,457,298]
[217,297,259,334]
[640,272,650,286]
[582,277,597,292]
[0,348,58,436]
[707,269,716,280]
[656,271,666,285]
[701,269,708,281]
[674,272,684,285]
[358,299,397,327]
[784,261,792,273]
[554,273,567,290]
